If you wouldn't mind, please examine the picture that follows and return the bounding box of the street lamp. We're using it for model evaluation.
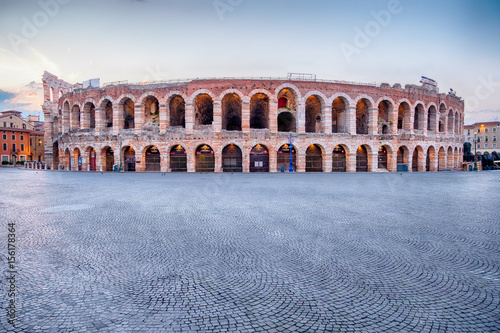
[473,133,478,171]
[289,133,294,172]
[119,140,123,172]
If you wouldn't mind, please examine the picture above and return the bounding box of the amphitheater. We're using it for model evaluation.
[41,72,464,173]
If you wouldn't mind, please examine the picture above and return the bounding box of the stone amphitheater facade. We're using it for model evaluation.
[41,71,464,173]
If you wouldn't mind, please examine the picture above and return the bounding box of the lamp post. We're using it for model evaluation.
[473,133,478,171]
[289,133,294,172]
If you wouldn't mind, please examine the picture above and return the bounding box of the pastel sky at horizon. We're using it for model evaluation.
[0,0,499,124]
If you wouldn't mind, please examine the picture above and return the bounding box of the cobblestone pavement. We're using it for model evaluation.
[0,168,499,332]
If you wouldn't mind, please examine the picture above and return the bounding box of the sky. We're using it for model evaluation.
[0,0,499,124]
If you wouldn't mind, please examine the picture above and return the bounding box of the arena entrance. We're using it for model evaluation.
[170,145,187,172]
[222,144,242,172]
[277,144,296,172]
[378,146,388,170]
[306,144,323,172]
[356,146,368,172]
[145,146,161,172]
[105,147,114,171]
[124,146,136,172]
[332,145,346,172]
[250,144,269,172]
[196,145,215,172]
[88,148,96,171]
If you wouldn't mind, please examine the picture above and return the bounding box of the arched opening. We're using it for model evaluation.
[447,146,454,169]
[169,95,185,127]
[195,144,215,172]
[53,116,59,134]
[439,104,447,133]
[63,101,70,132]
[332,97,347,133]
[412,148,419,172]
[195,94,213,126]
[87,147,96,171]
[104,147,114,171]
[455,112,460,134]
[305,96,322,133]
[73,148,82,171]
[250,93,269,129]
[250,144,269,172]
[332,145,346,172]
[356,146,368,172]
[427,106,437,132]
[277,88,297,111]
[84,102,96,129]
[222,144,242,172]
[438,147,446,171]
[277,144,296,172]
[222,94,242,131]
[356,99,369,134]
[102,100,113,128]
[143,96,160,127]
[145,145,161,172]
[398,102,410,132]
[71,105,81,130]
[397,147,406,165]
[414,104,424,130]
[378,146,388,170]
[447,110,454,134]
[306,144,323,172]
[123,98,135,129]
[277,112,295,132]
[170,145,187,172]
[52,142,59,168]
[378,100,392,134]
[426,147,435,171]
[123,146,136,172]
[50,87,54,101]
[64,148,71,170]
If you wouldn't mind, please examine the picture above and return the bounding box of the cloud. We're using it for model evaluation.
[0,89,16,102]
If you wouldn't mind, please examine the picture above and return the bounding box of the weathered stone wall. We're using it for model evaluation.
[42,73,465,172]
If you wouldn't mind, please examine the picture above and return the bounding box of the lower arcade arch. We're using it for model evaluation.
[438,147,446,171]
[378,146,388,170]
[145,146,161,172]
[222,144,242,172]
[170,145,187,172]
[277,144,296,172]
[196,144,215,172]
[87,147,97,171]
[306,144,323,172]
[64,148,71,170]
[73,148,82,171]
[356,145,368,172]
[447,147,454,170]
[332,145,346,172]
[123,146,136,172]
[103,147,114,172]
[250,144,269,172]
[426,146,436,171]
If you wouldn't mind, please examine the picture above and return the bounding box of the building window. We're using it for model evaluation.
[19,155,26,161]
[12,144,16,151]
[477,137,481,143]
[477,144,481,148]
[2,122,5,127]
[2,143,6,151]
[485,144,488,148]
[494,127,497,132]
[478,129,481,133]
[12,134,15,140]
[30,139,32,146]
[494,144,497,148]
[485,137,489,142]
[10,123,14,128]
[485,128,488,132]
[20,144,24,151]
[20,135,24,140]
[1,155,8,162]
[494,136,497,142]
[22,124,26,129]
[467,129,470,135]
[2,134,5,140]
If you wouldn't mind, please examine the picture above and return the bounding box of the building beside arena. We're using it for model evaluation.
[41,72,464,173]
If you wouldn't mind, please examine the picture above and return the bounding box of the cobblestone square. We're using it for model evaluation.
[1,169,499,332]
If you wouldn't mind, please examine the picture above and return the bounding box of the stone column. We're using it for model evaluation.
[269,148,277,172]
[421,110,428,136]
[113,105,123,135]
[368,107,378,135]
[242,150,250,172]
[269,101,278,132]
[388,150,397,172]
[81,108,89,130]
[322,105,332,134]
[407,150,413,172]
[62,109,70,133]
[185,100,194,134]
[368,149,377,172]
[161,153,169,172]
[159,103,168,132]
[134,104,143,134]
[324,152,332,172]
[187,149,195,172]
[95,107,104,133]
[213,100,222,132]
[296,151,305,172]
[346,151,356,172]
[346,106,357,134]
[241,100,250,132]
[297,102,305,133]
